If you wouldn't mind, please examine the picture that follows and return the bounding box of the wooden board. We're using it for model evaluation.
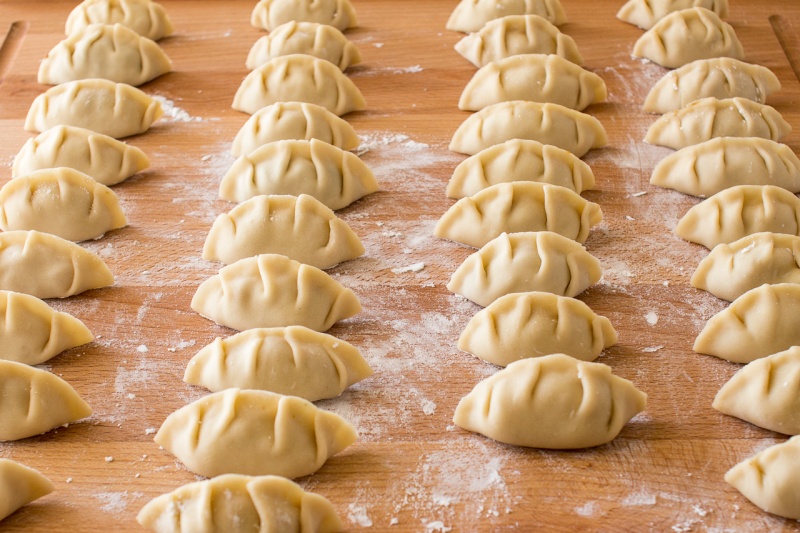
[1,0,800,530]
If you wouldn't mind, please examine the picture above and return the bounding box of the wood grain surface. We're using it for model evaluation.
[1,0,800,531]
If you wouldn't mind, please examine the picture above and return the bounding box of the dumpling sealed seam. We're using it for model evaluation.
[0,459,54,522]
[246,21,361,71]
[65,0,175,41]
[617,0,728,30]
[447,0,567,33]
[251,0,357,32]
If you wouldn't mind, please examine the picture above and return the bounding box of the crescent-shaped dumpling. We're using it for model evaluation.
[617,0,728,30]
[0,459,54,521]
[246,21,361,71]
[154,388,358,478]
[251,0,357,32]
[65,0,174,41]
[447,0,567,33]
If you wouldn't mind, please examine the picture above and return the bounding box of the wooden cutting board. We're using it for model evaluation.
[1,0,800,530]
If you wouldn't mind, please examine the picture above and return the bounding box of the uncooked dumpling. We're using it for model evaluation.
[65,0,174,41]
[246,21,361,71]
[251,0,357,31]
[617,0,728,30]
[0,459,54,522]
[447,0,567,33]
[453,354,647,449]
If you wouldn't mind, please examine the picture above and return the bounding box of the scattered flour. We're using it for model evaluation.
[348,504,373,527]
[152,95,203,123]
[392,262,425,274]
[574,501,600,517]
[645,311,659,326]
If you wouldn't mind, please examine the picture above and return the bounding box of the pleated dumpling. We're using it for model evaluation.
[714,347,800,435]
[155,388,358,478]
[447,139,595,198]
[220,139,377,209]
[651,138,800,197]
[38,23,172,86]
[459,54,606,112]
[675,185,800,249]
[726,436,800,520]
[644,59,781,114]
[0,290,93,365]
[447,232,602,307]
[459,292,616,366]
[0,459,54,522]
[184,326,372,401]
[65,0,173,40]
[24,79,163,139]
[694,283,800,363]
[453,354,647,449]
[246,21,361,71]
[0,231,114,299]
[617,0,728,30]
[232,102,359,157]
[251,0,357,31]
[692,233,800,302]
[455,14,583,68]
[233,55,366,116]
[447,0,567,33]
[450,101,607,157]
[12,126,150,186]
[632,7,743,69]
[192,254,361,332]
[0,168,127,242]
[0,360,92,441]
[435,182,602,248]
[137,474,342,533]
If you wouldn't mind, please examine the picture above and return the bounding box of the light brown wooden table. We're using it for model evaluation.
[2,0,800,530]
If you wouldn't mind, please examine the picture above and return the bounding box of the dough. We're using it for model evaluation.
[449,100,607,157]
[0,290,93,365]
[447,232,602,306]
[137,474,342,533]
[455,14,583,68]
[154,388,357,478]
[447,0,567,33]
[203,194,364,268]
[12,125,150,186]
[676,185,800,249]
[0,459,54,522]
[0,230,114,298]
[0,359,92,441]
[232,54,366,116]
[184,326,372,401]
[25,79,163,139]
[192,254,361,332]
[694,283,800,363]
[459,291,617,365]
[692,232,800,302]
[38,23,171,86]
[251,0,357,32]
[65,0,174,41]
[632,7,743,68]
[459,54,606,111]
[453,354,647,448]
[435,182,603,248]
[617,0,728,30]
[246,21,361,71]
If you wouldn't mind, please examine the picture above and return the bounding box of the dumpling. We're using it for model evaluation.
[25,79,163,139]
[459,291,617,366]
[644,59,781,114]
[246,21,361,71]
[0,167,127,242]
[233,54,365,116]
[632,7,743,69]
[154,388,357,478]
[0,231,114,299]
[184,326,373,401]
[453,354,647,449]
[137,474,342,533]
[651,138,800,197]
[38,23,172,86]
[232,102,359,157]
[449,100,607,157]
[192,254,361,332]
[435,182,603,248]
[455,15,583,68]
[203,194,364,268]
[219,139,378,209]
[0,360,92,441]
[694,283,800,363]
[714,346,800,435]
[447,232,602,307]
[251,0,357,32]
[675,185,800,249]
[447,139,595,198]
[645,98,791,150]
[0,290,93,365]
[447,0,567,33]
[0,459,54,522]
[65,0,174,41]
[617,0,728,30]
[725,436,800,519]
[459,54,606,112]
[692,233,800,302]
